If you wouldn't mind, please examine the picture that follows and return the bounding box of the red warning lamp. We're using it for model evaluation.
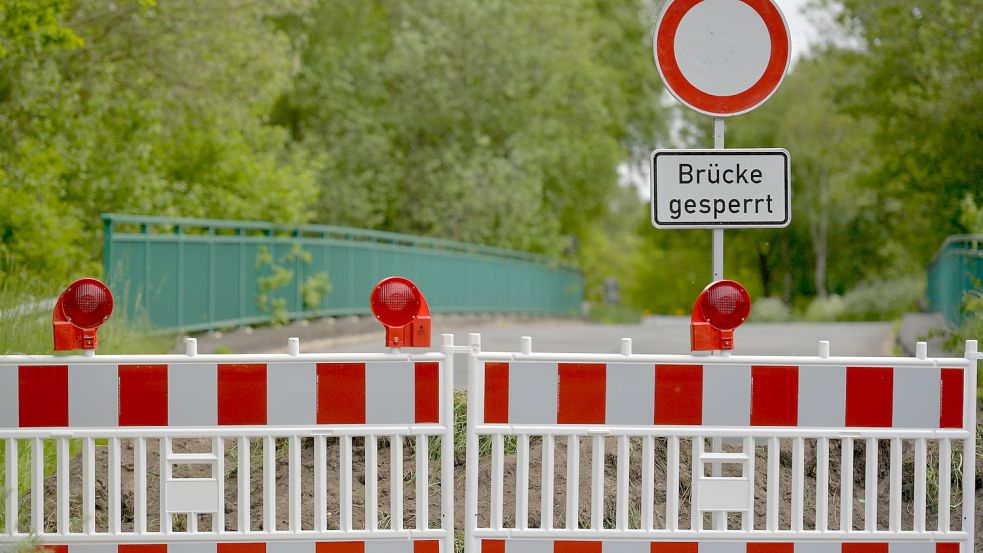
[53,278,114,351]
[690,280,751,352]
[370,276,431,348]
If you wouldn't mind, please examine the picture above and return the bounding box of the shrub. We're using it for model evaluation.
[749,296,791,322]
[838,276,924,321]
[804,294,846,321]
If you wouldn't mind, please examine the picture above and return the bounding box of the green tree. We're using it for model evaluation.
[0,0,317,287]
[273,0,666,256]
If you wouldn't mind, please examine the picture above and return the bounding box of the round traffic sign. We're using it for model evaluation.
[654,0,791,117]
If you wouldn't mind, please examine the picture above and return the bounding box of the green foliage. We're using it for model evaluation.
[749,297,791,323]
[803,295,847,322]
[587,303,642,324]
[836,276,924,321]
[255,244,331,324]
[0,0,318,289]
[273,0,665,256]
[827,0,983,259]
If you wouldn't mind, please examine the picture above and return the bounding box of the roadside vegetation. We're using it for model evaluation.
[0,0,977,320]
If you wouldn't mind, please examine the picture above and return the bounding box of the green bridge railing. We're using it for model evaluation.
[103,214,583,333]
[927,234,983,328]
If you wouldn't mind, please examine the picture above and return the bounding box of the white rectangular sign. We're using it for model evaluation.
[651,149,791,229]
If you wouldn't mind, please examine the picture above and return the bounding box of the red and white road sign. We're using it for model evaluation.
[654,0,791,117]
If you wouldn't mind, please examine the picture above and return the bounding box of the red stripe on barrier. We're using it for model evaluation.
[484,362,510,423]
[218,544,265,552]
[747,543,793,553]
[316,542,365,553]
[18,365,68,427]
[317,363,366,424]
[651,544,698,553]
[751,365,798,426]
[415,362,440,423]
[218,364,268,425]
[936,544,960,553]
[842,544,888,553]
[939,368,964,428]
[555,541,602,553]
[482,540,506,553]
[118,364,168,426]
[846,367,893,427]
[414,541,440,553]
[558,363,606,424]
[655,364,702,425]
[119,545,167,552]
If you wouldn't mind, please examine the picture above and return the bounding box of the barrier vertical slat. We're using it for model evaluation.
[391,435,403,531]
[791,437,803,532]
[641,435,654,531]
[590,434,603,529]
[289,435,301,532]
[56,438,68,534]
[541,434,554,530]
[5,439,17,536]
[743,436,755,532]
[237,437,250,533]
[889,437,902,531]
[315,436,327,532]
[215,437,225,534]
[341,435,353,532]
[766,436,778,532]
[914,438,927,532]
[135,437,147,534]
[710,436,723,530]
[161,436,171,534]
[616,435,629,530]
[109,437,121,534]
[465,333,481,553]
[817,437,829,532]
[83,438,96,535]
[417,434,430,531]
[366,435,377,531]
[692,436,702,531]
[516,434,529,530]
[939,438,951,532]
[188,508,198,534]
[667,435,680,532]
[31,438,42,533]
[566,435,579,530]
[263,435,275,532]
[842,437,854,532]
[962,346,978,545]
[864,438,877,531]
[490,433,503,530]
[440,335,455,553]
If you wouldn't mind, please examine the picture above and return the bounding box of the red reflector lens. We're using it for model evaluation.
[62,278,114,329]
[370,277,421,328]
[700,280,750,330]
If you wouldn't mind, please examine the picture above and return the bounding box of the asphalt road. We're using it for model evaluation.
[289,317,896,389]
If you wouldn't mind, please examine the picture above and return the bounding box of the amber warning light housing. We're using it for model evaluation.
[690,279,751,352]
[370,276,431,348]
[53,278,114,351]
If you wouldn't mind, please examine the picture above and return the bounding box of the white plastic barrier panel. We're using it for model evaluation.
[464,335,978,553]
[0,336,457,553]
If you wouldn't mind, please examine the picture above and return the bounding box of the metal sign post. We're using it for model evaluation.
[713,118,725,280]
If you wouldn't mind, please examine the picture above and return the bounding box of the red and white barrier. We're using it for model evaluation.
[478,541,961,553]
[0,337,456,553]
[481,362,964,428]
[36,540,441,552]
[465,335,979,553]
[0,361,440,428]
